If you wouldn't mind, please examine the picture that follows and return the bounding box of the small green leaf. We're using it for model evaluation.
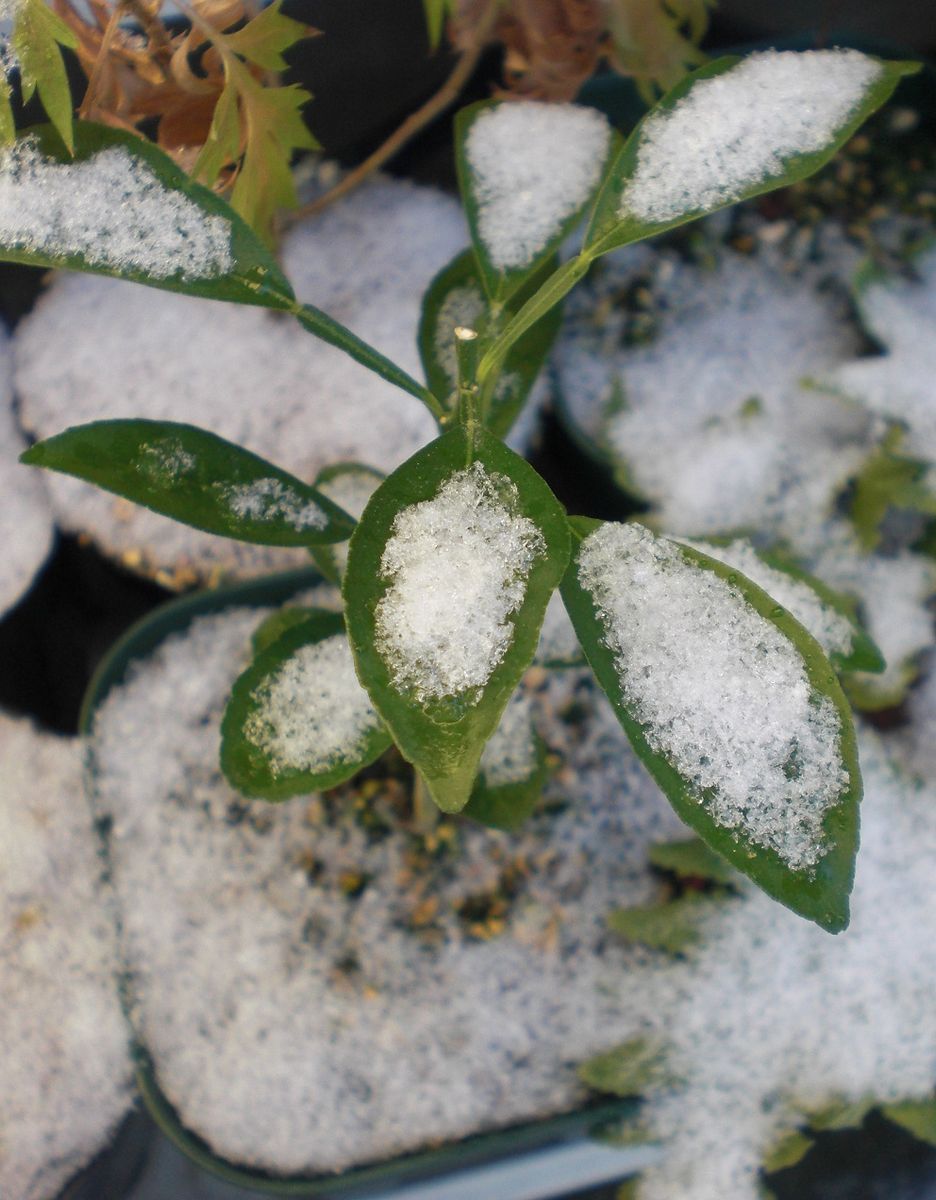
[608,892,726,954]
[223,0,316,71]
[807,1096,875,1131]
[762,1129,814,1173]
[585,53,917,259]
[616,1180,640,1200]
[648,837,738,885]
[455,100,615,305]
[21,419,355,547]
[462,692,551,831]
[882,1098,936,1147]
[561,518,861,932]
[578,1038,668,1097]
[421,0,454,50]
[344,427,569,814]
[12,0,78,153]
[311,464,384,583]
[252,606,321,655]
[222,611,391,800]
[419,248,563,437]
[850,428,936,551]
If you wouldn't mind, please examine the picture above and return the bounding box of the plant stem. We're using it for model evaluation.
[412,773,439,833]
[455,325,480,459]
[77,1,126,119]
[284,0,503,227]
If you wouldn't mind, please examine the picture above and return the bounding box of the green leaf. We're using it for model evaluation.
[222,611,391,800]
[807,1096,875,1131]
[12,0,78,153]
[310,464,384,583]
[0,122,295,309]
[578,1037,668,1097]
[584,53,918,260]
[561,518,861,932]
[762,1128,814,1174]
[418,248,563,437]
[0,74,15,147]
[252,606,321,654]
[455,100,615,305]
[223,0,316,71]
[850,428,936,551]
[462,692,551,831]
[607,892,725,954]
[21,419,355,547]
[648,837,738,886]
[343,426,570,814]
[421,0,454,50]
[882,1098,936,1147]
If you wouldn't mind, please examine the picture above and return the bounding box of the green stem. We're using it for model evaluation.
[455,325,481,461]
[412,772,439,833]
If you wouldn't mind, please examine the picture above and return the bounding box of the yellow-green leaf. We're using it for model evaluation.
[12,0,78,152]
[223,0,316,72]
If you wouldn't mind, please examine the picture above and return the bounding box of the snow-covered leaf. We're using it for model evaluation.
[562,518,861,932]
[456,99,613,303]
[585,51,916,259]
[222,610,391,799]
[22,419,355,546]
[344,427,569,814]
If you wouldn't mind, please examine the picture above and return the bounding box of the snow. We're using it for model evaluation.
[0,140,233,279]
[244,633,381,776]
[220,478,327,532]
[14,176,466,582]
[466,102,611,270]
[375,463,546,704]
[577,522,847,870]
[621,50,883,225]
[0,715,132,1200]
[479,691,537,786]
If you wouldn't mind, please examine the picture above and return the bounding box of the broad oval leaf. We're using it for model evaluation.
[221,610,391,799]
[456,99,614,304]
[21,419,355,547]
[418,248,563,437]
[343,426,570,814]
[561,518,861,932]
[680,537,884,675]
[462,689,551,831]
[0,122,296,308]
[584,52,918,259]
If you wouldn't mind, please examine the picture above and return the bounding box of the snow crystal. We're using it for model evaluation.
[0,328,54,616]
[90,604,685,1175]
[466,102,611,270]
[825,247,936,461]
[0,140,233,279]
[632,732,936,1200]
[375,463,546,703]
[14,176,465,581]
[556,248,876,540]
[621,50,882,224]
[684,538,856,661]
[0,715,131,1200]
[221,478,327,532]
[578,523,847,870]
[245,634,380,775]
[480,692,537,786]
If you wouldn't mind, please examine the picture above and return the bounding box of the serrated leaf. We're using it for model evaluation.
[223,1,317,71]
[21,419,355,547]
[344,426,570,814]
[418,248,563,437]
[807,1096,875,1131]
[455,99,615,304]
[648,837,738,885]
[608,891,726,954]
[561,518,861,932]
[222,611,391,800]
[762,1128,813,1173]
[584,53,918,260]
[12,0,78,152]
[0,121,295,308]
[252,606,321,654]
[578,1037,668,1097]
[462,691,550,830]
[311,464,384,583]
[882,1098,936,1147]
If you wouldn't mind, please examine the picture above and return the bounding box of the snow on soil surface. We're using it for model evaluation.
[0,327,54,617]
[13,176,466,582]
[375,463,546,703]
[0,141,233,279]
[556,246,878,541]
[0,715,132,1200]
[577,523,846,870]
[621,50,882,225]
[633,731,936,1200]
[465,102,611,270]
[90,603,686,1175]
